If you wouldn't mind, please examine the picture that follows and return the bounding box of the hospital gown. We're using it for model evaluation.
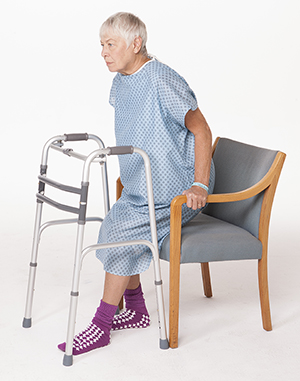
[96,59,215,276]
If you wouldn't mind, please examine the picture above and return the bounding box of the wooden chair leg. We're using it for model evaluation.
[201,263,213,298]
[258,256,272,331]
[169,257,180,348]
[169,195,185,348]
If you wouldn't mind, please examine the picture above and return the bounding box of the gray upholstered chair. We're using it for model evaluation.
[160,137,286,348]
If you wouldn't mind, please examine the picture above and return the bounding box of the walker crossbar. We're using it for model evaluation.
[39,217,103,239]
[37,175,82,194]
[51,143,107,162]
[36,194,80,215]
[23,134,169,367]
[36,178,89,223]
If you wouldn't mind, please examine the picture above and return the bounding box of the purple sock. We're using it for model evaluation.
[58,300,117,356]
[112,284,150,331]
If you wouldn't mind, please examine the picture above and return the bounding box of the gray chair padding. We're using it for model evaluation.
[160,213,262,263]
[203,138,278,238]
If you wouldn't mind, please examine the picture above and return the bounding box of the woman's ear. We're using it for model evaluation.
[133,36,142,54]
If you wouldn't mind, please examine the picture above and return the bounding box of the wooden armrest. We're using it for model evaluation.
[172,176,274,208]
[170,179,268,210]
[171,179,268,209]
[171,150,285,209]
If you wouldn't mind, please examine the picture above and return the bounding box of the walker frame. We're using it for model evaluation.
[22,133,169,366]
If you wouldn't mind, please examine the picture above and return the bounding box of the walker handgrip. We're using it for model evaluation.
[108,146,134,155]
[64,133,89,142]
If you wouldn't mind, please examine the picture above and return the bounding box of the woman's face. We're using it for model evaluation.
[100,32,137,75]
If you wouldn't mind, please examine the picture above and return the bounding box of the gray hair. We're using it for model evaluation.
[100,12,148,56]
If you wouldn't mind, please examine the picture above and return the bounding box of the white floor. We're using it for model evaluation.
[1,220,299,381]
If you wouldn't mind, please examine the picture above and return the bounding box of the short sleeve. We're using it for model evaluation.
[157,69,198,128]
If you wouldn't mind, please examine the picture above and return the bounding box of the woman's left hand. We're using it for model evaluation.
[182,186,208,210]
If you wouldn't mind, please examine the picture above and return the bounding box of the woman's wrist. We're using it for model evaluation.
[191,182,208,192]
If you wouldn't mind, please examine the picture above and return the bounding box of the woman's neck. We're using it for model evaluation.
[122,55,151,76]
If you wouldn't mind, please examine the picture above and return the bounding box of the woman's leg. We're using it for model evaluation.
[102,272,131,305]
[126,274,140,290]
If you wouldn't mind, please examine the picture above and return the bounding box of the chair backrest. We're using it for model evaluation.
[203,138,279,238]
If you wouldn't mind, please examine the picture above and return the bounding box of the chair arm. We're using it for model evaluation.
[169,152,279,241]
[171,150,285,207]
[170,178,267,209]
[170,180,270,208]
[206,173,273,203]
[173,174,276,210]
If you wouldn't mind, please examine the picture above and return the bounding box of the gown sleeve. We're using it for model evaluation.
[156,70,198,128]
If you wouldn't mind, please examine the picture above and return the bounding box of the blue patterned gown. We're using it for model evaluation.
[96,59,215,276]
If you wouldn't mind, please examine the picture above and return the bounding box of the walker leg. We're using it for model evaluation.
[63,224,85,366]
[63,354,73,367]
[133,148,168,349]
[63,294,79,367]
[153,255,169,350]
[23,201,43,328]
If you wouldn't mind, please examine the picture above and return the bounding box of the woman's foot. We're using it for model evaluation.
[112,283,150,331]
[58,300,117,356]
[58,322,110,355]
[112,309,150,330]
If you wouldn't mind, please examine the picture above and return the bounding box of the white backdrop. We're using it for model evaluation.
[0,0,299,241]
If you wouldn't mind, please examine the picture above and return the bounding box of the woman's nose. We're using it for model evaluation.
[101,46,108,57]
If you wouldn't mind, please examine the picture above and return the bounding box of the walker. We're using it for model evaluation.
[22,133,169,366]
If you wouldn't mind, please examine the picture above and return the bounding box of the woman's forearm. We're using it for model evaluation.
[185,108,212,186]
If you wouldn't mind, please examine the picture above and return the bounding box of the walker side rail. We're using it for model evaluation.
[23,134,169,367]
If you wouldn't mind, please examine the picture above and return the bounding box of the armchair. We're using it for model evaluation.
[160,137,286,348]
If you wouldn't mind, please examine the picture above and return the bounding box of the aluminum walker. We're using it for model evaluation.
[22,133,169,366]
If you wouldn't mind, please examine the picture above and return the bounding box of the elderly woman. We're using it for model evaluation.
[59,12,215,356]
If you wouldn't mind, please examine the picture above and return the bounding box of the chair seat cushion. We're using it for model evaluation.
[160,213,262,263]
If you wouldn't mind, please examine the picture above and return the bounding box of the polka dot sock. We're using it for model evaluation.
[112,309,151,330]
[58,300,117,356]
[112,284,150,331]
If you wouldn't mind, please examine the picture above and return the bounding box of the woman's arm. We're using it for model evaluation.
[182,108,212,210]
